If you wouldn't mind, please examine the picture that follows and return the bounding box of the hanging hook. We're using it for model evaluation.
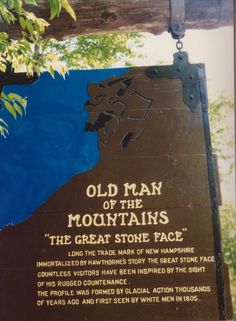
[170,0,186,39]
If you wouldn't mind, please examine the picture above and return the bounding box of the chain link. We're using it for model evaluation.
[176,38,183,52]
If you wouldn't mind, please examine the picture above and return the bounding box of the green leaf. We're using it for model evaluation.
[19,16,26,29]
[24,0,38,5]
[8,0,15,9]
[0,4,16,25]
[26,20,34,34]
[49,0,61,20]
[60,0,76,21]
[13,102,23,116]
[0,125,9,138]
[49,65,55,78]
[4,101,17,118]
[0,118,8,127]
[14,0,23,13]
[0,32,8,40]
[7,92,26,105]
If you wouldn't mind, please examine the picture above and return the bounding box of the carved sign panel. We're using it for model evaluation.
[0,53,229,321]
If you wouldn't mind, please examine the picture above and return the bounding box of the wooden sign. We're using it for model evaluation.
[0,52,231,321]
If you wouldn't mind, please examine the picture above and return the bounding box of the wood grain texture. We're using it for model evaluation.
[8,0,233,39]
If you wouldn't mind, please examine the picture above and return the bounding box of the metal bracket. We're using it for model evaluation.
[170,0,186,39]
[145,51,200,112]
[197,63,226,321]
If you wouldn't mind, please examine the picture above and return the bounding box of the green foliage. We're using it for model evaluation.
[49,0,76,21]
[0,0,76,137]
[220,205,236,319]
[0,1,142,137]
[0,118,9,138]
[221,206,236,277]
[210,95,235,318]
[46,33,142,69]
[0,91,27,137]
[2,92,27,117]
[209,94,234,177]
[0,1,74,76]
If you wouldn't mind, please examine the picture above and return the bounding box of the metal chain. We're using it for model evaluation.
[176,38,183,52]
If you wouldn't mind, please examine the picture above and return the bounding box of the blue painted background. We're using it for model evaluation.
[0,68,128,228]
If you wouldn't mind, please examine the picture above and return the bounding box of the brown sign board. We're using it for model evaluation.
[0,52,232,321]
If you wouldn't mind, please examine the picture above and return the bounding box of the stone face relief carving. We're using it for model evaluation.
[85,75,153,149]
